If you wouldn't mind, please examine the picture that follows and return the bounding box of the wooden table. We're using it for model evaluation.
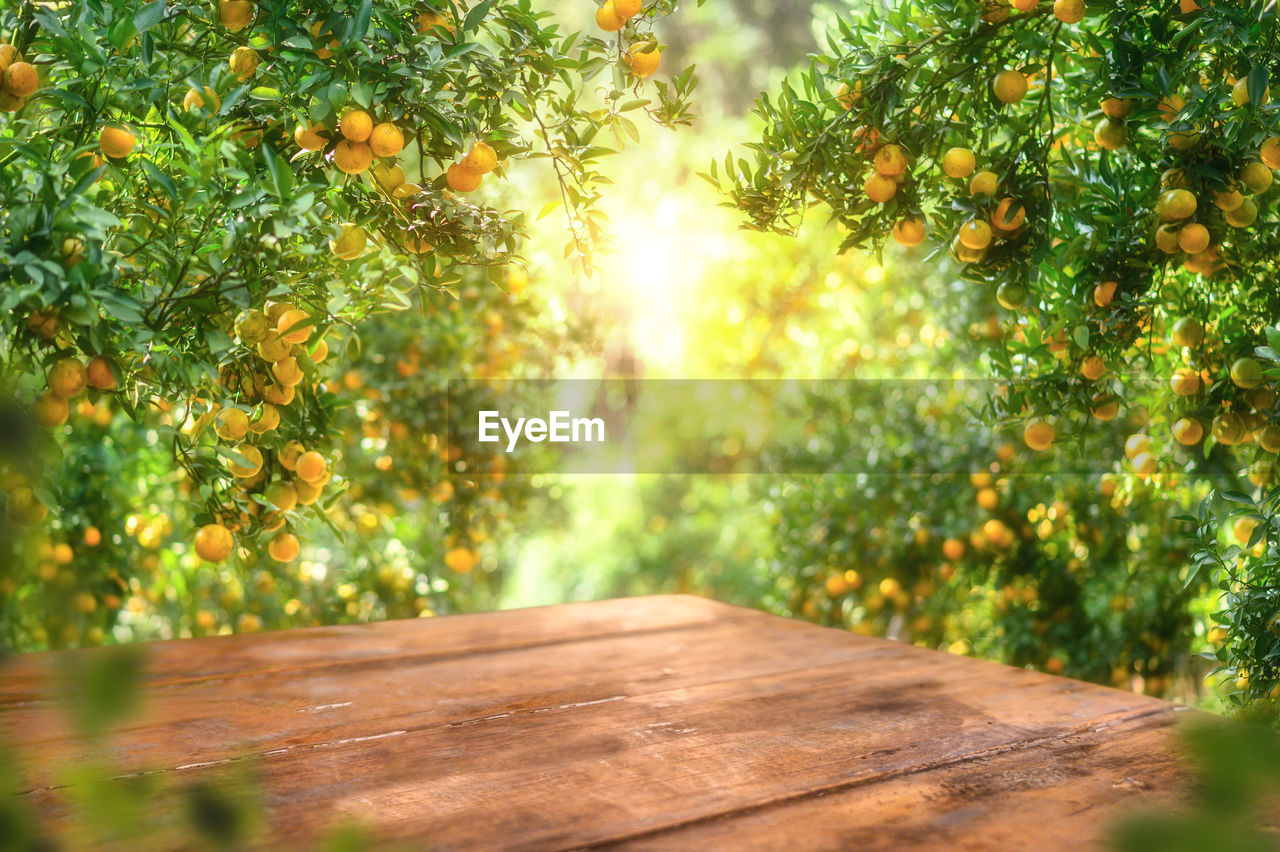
[3,595,1199,849]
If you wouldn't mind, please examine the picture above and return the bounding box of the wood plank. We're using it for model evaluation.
[13,628,1190,849]
[605,710,1193,851]
[0,595,740,692]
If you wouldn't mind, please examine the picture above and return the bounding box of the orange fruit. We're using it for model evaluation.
[330,223,367,259]
[1225,197,1258,228]
[614,0,643,17]
[1101,97,1134,118]
[257,331,292,361]
[942,147,975,179]
[340,109,373,142]
[957,219,992,250]
[183,85,219,113]
[47,357,88,397]
[595,1,626,31]
[1157,188,1196,221]
[262,383,295,406]
[84,526,102,547]
[447,162,483,192]
[310,339,329,363]
[229,46,259,80]
[1131,452,1157,475]
[294,122,327,151]
[248,403,280,434]
[373,163,406,191]
[279,440,306,471]
[1213,187,1244,211]
[1124,433,1151,459]
[892,218,925,247]
[215,408,250,441]
[264,482,298,513]
[218,0,253,30]
[1256,424,1280,452]
[1177,222,1210,254]
[864,173,896,203]
[3,61,37,97]
[1213,413,1248,445]
[416,11,455,33]
[993,70,1027,104]
[970,170,998,197]
[942,538,966,560]
[227,444,264,478]
[33,392,69,427]
[1090,395,1119,421]
[444,546,478,573]
[461,141,498,174]
[99,124,137,159]
[271,357,304,387]
[1171,418,1203,446]
[1261,137,1280,169]
[1231,357,1264,389]
[333,140,373,174]
[1240,161,1274,194]
[1170,317,1204,347]
[624,43,660,78]
[1080,355,1107,380]
[1053,0,1085,22]
[1232,77,1269,107]
[873,144,909,177]
[310,21,338,58]
[369,123,404,158]
[194,523,235,562]
[0,45,20,70]
[1023,419,1055,451]
[86,356,116,390]
[1170,368,1201,396]
[990,197,1026,232]
[277,308,312,344]
[295,478,324,506]
[1093,117,1126,149]
[296,451,328,483]
[268,532,300,562]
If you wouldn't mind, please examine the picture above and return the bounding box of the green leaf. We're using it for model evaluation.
[351,0,373,42]
[464,0,497,31]
[133,0,168,33]
[1246,65,1269,110]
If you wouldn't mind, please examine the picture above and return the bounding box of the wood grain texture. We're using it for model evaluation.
[1,595,1202,850]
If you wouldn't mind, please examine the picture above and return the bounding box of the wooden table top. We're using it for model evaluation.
[2,595,1199,849]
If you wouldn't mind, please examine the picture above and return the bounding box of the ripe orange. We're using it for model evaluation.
[183,86,219,113]
[262,383,295,406]
[624,43,660,78]
[330,223,367,259]
[227,444,264,478]
[1090,395,1119,421]
[977,487,999,511]
[1011,0,1036,12]
[1101,97,1134,118]
[1212,413,1248,445]
[277,309,312,344]
[614,0,642,17]
[1053,0,1085,22]
[0,44,19,70]
[969,170,998,197]
[1225,197,1258,228]
[942,538,966,560]
[33,392,69,427]
[461,141,498,174]
[268,532,300,562]
[310,339,329,363]
[271,357,304,387]
[1239,161,1274,194]
[1170,368,1201,396]
[294,122,327,151]
[416,11,455,33]
[369,123,404,158]
[99,124,136,159]
[1213,187,1244,211]
[296,451,328,483]
[1023,419,1055,451]
[595,1,626,31]
[48,357,88,397]
[1130,452,1157,476]
[1177,222,1210,254]
[249,403,280,434]
[279,440,306,471]
[229,46,259,80]
[1157,93,1186,122]
[958,219,992,250]
[257,331,292,362]
[340,109,373,142]
[1080,355,1107,380]
[1171,418,1203,446]
[990,197,1026,232]
[373,163,406,191]
[333,140,373,174]
[1262,137,1280,169]
[215,408,250,441]
[1232,78,1269,107]
[310,21,338,58]
[863,173,896,203]
[84,526,102,547]
[194,523,235,562]
[874,144,909,177]
[294,478,324,506]
[444,546,478,573]
[941,147,976,179]
[1157,188,1196,221]
[1124,433,1151,459]
[1153,224,1180,254]
[993,70,1027,104]
[3,61,37,97]
[265,482,298,513]
[892,218,925,247]
[218,0,253,30]
[1257,424,1280,453]
[447,162,483,192]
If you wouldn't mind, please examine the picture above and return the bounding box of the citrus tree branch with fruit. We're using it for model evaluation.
[720,0,1280,707]
[0,0,694,646]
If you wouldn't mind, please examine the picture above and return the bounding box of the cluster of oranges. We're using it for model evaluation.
[0,43,38,112]
[30,355,118,431]
[594,1,661,78]
[185,301,338,564]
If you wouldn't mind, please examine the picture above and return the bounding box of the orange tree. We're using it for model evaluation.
[720,0,1280,707]
[0,0,696,651]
